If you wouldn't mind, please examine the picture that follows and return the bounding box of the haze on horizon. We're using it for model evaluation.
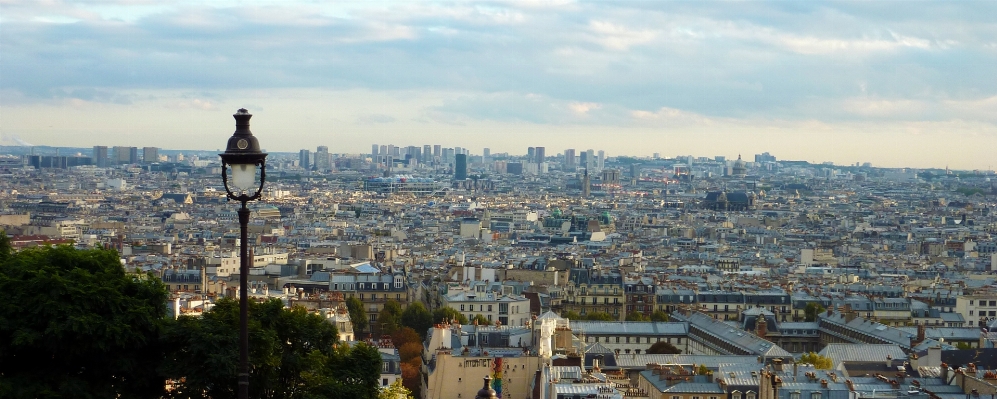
[1,1,995,170]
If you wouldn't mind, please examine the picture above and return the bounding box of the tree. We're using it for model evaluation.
[626,311,649,321]
[956,342,973,350]
[400,302,433,338]
[391,327,422,350]
[697,364,711,376]
[799,352,833,369]
[650,310,670,322]
[804,302,826,322]
[561,310,582,320]
[0,230,11,263]
[471,314,490,325]
[377,300,403,336]
[303,341,382,399]
[432,306,468,325]
[379,379,413,399]
[585,312,616,321]
[346,297,369,335]
[647,341,682,354]
[0,245,170,399]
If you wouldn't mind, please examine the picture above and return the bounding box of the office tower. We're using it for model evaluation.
[93,146,108,167]
[535,147,545,165]
[112,146,136,164]
[455,146,463,156]
[482,148,490,163]
[506,162,523,175]
[423,145,432,163]
[579,151,589,170]
[454,154,467,180]
[582,169,590,197]
[527,147,535,160]
[372,144,379,157]
[406,146,420,162]
[433,145,442,158]
[299,149,311,170]
[585,149,595,169]
[387,145,396,158]
[630,164,639,179]
[380,145,388,157]
[597,150,605,169]
[142,147,159,163]
[315,146,330,172]
[564,149,576,169]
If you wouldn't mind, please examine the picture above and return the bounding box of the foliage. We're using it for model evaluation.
[585,312,616,321]
[379,379,413,399]
[400,302,433,338]
[650,310,670,322]
[400,361,421,398]
[346,297,369,335]
[0,245,169,399]
[301,342,382,399]
[391,327,422,350]
[162,298,355,399]
[956,342,973,350]
[561,310,582,320]
[697,364,711,375]
[471,314,490,325]
[646,341,682,354]
[377,300,404,336]
[804,302,826,322]
[0,230,10,263]
[625,311,649,321]
[799,352,833,369]
[432,306,468,325]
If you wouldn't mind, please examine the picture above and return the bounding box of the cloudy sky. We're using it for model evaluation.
[2,1,996,169]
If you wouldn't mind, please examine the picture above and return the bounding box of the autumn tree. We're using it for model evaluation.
[799,352,833,369]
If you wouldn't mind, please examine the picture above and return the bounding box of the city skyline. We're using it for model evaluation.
[2,1,996,169]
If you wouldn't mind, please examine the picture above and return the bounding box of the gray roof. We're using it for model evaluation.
[818,344,907,368]
[572,321,688,336]
[674,311,792,357]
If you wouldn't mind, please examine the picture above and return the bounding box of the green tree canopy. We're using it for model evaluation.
[470,314,490,325]
[0,245,169,399]
[346,297,369,335]
[162,297,382,399]
[379,379,413,399]
[400,302,433,338]
[585,312,616,321]
[561,310,582,320]
[377,299,404,336]
[799,352,833,369]
[647,341,682,354]
[432,306,468,325]
[625,311,649,321]
[804,302,826,322]
[650,310,670,322]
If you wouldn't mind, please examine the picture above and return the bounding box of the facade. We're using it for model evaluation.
[363,176,446,195]
[442,291,532,327]
[422,323,541,399]
[571,321,688,354]
[955,294,997,327]
[329,265,409,326]
[299,149,310,170]
[143,147,159,163]
[92,145,108,167]
[455,153,468,180]
[563,269,624,320]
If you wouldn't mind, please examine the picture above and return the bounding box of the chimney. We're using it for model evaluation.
[887,355,893,368]
[917,324,926,344]
[772,359,784,372]
[756,317,768,338]
[821,379,828,388]
[793,362,798,378]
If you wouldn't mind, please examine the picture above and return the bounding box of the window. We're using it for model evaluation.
[488,305,493,312]
[790,392,800,399]
[811,393,821,399]
[461,304,465,311]
[747,392,756,399]
[732,391,742,399]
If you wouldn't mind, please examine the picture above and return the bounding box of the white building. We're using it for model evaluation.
[442,291,532,327]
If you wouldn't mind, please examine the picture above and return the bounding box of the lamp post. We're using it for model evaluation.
[219,108,268,399]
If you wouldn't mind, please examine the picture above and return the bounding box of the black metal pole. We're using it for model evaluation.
[238,200,250,399]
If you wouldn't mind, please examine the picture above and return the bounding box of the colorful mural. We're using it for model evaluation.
[491,357,503,398]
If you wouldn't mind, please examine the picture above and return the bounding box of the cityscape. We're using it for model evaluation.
[3,1,997,399]
[2,129,997,398]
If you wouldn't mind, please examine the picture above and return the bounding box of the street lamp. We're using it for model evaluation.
[219,108,268,399]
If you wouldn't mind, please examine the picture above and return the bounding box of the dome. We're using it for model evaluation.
[476,376,497,399]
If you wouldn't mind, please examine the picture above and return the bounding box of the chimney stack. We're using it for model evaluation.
[756,317,768,338]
